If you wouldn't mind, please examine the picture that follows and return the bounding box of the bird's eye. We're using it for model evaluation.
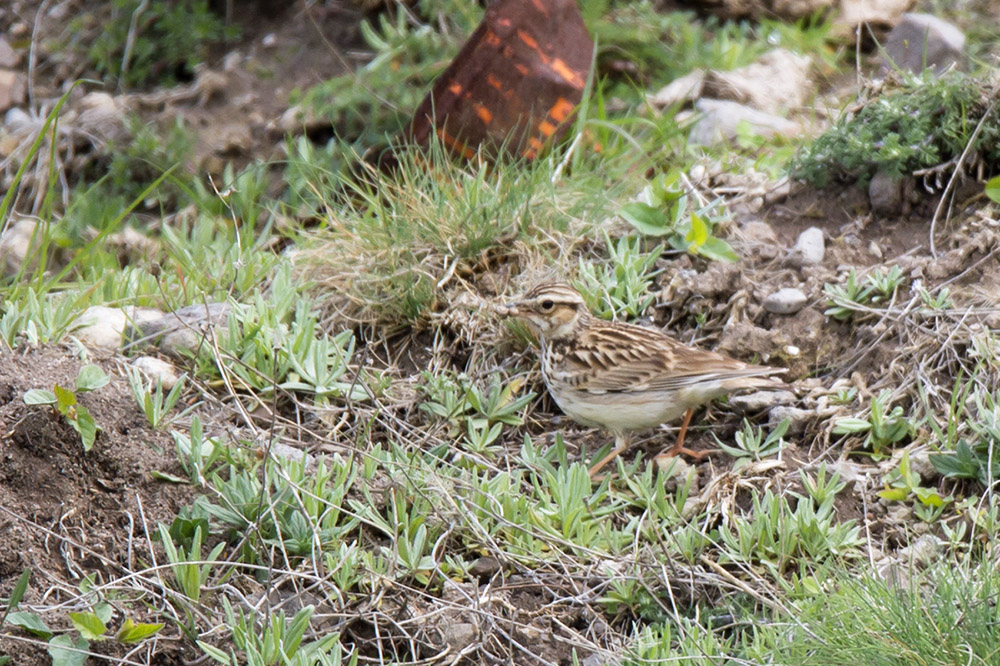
[540,299,555,311]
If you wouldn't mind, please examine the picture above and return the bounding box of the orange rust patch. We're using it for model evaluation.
[551,58,585,89]
[448,82,463,95]
[538,120,556,137]
[517,29,540,51]
[474,104,493,124]
[548,97,575,123]
[486,74,503,90]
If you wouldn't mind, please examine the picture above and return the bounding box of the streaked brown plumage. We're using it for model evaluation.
[500,282,785,476]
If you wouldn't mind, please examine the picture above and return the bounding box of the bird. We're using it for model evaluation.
[498,282,786,477]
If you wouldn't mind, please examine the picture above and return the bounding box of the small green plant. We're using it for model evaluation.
[717,419,791,469]
[792,70,1000,186]
[620,169,738,263]
[23,364,110,451]
[833,390,914,457]
[824,266,906,321]
[931,387,1000,485]
[158,523,225,605]
[126,365,187,429]
[168,416,227,486]
[574,231,663,319]
[199,598,353,666]
[798,463,848,514]
[80,0,237,88]
[879,451,950,522]
[2,571,163,662]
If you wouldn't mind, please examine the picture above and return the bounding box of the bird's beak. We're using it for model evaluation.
[495,300,523,317]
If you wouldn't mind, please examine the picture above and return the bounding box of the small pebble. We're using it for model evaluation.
[793,227,825,266]
[763,287,808,314]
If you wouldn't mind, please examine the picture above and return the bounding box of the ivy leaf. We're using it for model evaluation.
[620,202,673,237]
[75,365,110,392]
[68,611,107,641]
[985,174,1000,203]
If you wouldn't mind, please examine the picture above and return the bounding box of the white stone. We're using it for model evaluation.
[0,215,36,275]
[73,306,163,352]
[768,406,813,434]
[792,227,825,266]
[647,69,705,109]
[703,49,812,114]
[131,356,181,389]
[689,98,801,145]
[764,287,808,314]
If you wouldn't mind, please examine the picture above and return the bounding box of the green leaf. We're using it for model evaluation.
[1,569,30,626]
[620,202,673,236]
[151,470,191,483]
[23,389,57,405]
[54,385,77,412]
[197,640,233,664]
[6,611,53,639]
[985,174,1000,203]
[75,365,110,392]
[93,602,113,626]
[70,407,99,451]
[832,417,872,434]
[686,213,709,248]
[48,635,90,666]
[877,487,909,502]
[69,611,107,641]
[697,236,740,263]
[117,618,164,644]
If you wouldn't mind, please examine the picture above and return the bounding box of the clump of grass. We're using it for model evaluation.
[791,70,1000,187]
[294,139,622,327]
[75,0,237,88]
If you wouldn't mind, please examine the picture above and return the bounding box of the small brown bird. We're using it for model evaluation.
[500,283,785,477]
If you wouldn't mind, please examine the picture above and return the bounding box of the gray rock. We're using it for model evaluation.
[898,534,942,566]
[0,215,36,275]
[647,69,705,109]
[74,306,163,352]
[469,556,501,579]
[689,99,801,145]
[268,442,313,466]
[882,13,966,74]
[4,107,34,133]
[131,356,182,389]
[791,227,825,266]
[443,623,477,651]
[0,69,25,113]
[703,49,812,114]
[763,287,808,314]
[768,406,813,434]
[730,390,797,411]
[869,170,904,216]
[0,38,18,69]
[130,302,231,355]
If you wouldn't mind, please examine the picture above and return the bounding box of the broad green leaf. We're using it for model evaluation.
[685,213,709,247]
[5,611,52,639]
[23,389,57,405]
[620,202,673,236]
[70,408,98,451]
[75,365,110,392]
[69,611,107,641]
[93,602,112,626]
[698,236,740,263]
[48,635,90,666]
[117,618,164,644]
[985,174,1000,203]
[54,385,76,412]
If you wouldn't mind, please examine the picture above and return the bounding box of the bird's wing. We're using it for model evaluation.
[559,320,782,394]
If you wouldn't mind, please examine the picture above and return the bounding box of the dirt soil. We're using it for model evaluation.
[0,348,195,664]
